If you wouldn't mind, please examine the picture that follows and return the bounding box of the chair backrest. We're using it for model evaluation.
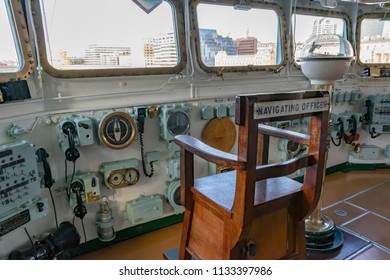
[232,90,330,223]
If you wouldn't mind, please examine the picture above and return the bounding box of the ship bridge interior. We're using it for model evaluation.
[0,0,389,261]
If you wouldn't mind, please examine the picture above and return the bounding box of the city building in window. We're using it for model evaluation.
[84,44,132,66]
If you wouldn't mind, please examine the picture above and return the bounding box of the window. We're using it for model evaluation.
[0,1,21,74]
[0,0,32,83]
[37,0,184,77]
[195,2,283,71]
[293,13,347,63]
[358,18,390,64]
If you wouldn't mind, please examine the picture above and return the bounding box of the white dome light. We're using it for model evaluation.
[299,34,354,85]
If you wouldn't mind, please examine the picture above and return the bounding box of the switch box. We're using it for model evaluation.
[167,157,180,180]
[123,195,163,225]
[350,144,380,160]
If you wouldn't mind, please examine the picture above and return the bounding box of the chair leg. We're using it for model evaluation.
[179,210,194,260]
[295,221,307,260]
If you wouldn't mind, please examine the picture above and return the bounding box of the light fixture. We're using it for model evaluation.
[96,197,116,242]
[299,34,354,85]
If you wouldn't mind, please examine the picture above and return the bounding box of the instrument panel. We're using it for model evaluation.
[98,112,137,149]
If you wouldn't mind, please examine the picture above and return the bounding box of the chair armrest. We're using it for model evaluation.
[174,135,246,170]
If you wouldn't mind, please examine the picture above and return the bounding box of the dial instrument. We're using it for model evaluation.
[287,140,301,156]
[165,180,184,214]
[167,110,190,136]
[124,168,140,185]
[98,112,137,149]
[107,171,124,187]
[106,168,140,189]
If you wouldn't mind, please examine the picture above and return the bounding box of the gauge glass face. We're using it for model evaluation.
[108,172,124,186]
[124,168,140,185]
[105,117,132,144]
[173,187,181,206]
[167,111,190,136]
[287,141,300,155]
[99,112,136,149]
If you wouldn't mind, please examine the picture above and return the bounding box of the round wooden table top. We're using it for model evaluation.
[202,117,236,152]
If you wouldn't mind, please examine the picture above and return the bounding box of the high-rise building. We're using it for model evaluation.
[311,18,337,37]
[234,37,258,55]
[143,32,178,67]
[144,42,155,67]
[84,44,132,66]
[214,42,276,67]
[199,29,237,66]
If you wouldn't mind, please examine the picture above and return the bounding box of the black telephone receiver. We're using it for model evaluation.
[62,122,80,162]
[137,108,154,178]
[36,148,54,189]
[70,181,87,219]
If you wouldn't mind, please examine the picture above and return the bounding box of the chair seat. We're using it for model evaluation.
[193,171,303,217]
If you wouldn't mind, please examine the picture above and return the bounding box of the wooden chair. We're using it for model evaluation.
[172,91,329,260]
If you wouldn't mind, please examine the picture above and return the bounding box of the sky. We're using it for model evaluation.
[0,1,19,62]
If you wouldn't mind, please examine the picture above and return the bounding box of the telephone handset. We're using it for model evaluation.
[62,122,80,162]
[36,148,54,189]
[137,107,154,178]
[70,181,87,219]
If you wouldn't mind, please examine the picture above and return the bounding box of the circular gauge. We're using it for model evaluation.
[167,110,190,136]
[287,141,301,156]
[202,117,236,152]
[166,180,184,214]
[124,168,140,185]
[108,171,124,187]
[172,186,181,207]
[98,112,137,149]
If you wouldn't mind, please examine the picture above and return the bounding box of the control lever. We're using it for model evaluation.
[62,122,80,162]
[36,148,54,189]
[71,181,87,219]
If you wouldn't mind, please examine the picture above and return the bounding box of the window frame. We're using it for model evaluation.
[356,13,390,67]
[292,8,352,68]
[32,0,186,78]
[0,0,34,83]
[192,0,286,74]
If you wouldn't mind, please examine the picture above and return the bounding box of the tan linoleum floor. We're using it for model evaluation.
[76,169,390,260]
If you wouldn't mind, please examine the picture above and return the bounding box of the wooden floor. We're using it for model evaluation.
[75,168,390,260]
